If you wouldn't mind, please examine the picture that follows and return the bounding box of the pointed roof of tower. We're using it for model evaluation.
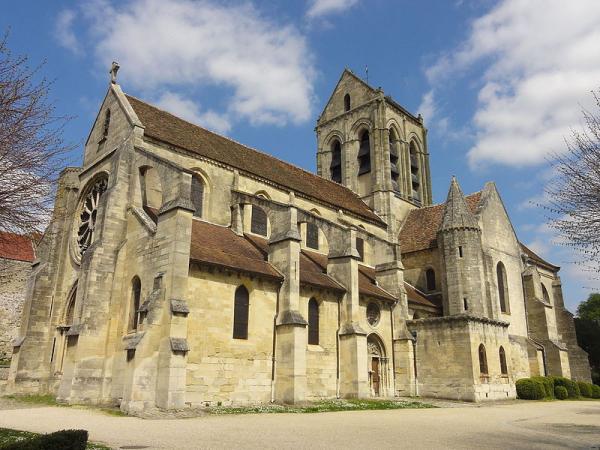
[439,177,480,232]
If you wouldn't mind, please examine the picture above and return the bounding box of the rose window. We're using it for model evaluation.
[366,302,380,326]
[76,178,108,256]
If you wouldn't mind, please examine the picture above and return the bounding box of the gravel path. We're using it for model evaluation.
[0,400,598,449]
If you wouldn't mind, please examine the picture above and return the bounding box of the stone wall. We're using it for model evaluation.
[407,316,515,402]
[186,267,278,406]
[0,259,30,361]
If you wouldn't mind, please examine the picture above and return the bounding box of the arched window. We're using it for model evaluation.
[251,205,267,236]
[426,268,436,292]
[356,237,365,262]
[233,285,249,339]
[98,109,110,151]
[389,130,400,192]
[191,176,204,218]
[358,130,371,175]
[499,346,508,375]
[409,141,421,203]
[541,284,551,304]
[102,109,110,139]
[344,94,351,112]
[330,140,342,183]
[129,277,141,332]
[496,262,509,313]
[478,344,488,375]
[306,222,319,250]
[308,298,319,345]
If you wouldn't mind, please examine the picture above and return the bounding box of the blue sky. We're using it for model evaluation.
[3,0,599,311]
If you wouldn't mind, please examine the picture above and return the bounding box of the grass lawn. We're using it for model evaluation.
[2,395,127,417]
[0,428,111,450]
[207,398,435,415]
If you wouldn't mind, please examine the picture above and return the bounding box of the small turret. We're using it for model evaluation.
[440,177,479,231]
[438,177,488,316]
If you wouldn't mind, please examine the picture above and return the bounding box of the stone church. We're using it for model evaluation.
[7,68,591,412]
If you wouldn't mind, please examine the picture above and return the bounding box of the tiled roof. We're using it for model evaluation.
[399,192,482,254]
[245,234,345,293]
[0,232,36,262]
[126,95,384,225]
[190,221,282,280]
[520,243,559,271]
[243,233,395,299]
[404,282,442,309]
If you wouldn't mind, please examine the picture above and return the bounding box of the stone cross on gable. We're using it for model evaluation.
[109,61,120,84]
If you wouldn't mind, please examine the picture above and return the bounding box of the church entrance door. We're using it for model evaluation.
[367,333,387,397]
[371,357,380,396]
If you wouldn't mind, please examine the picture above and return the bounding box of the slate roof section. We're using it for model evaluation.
[126,94,384,226]
[399,192,482,254]
[520,243,560,271]
[0,232,36,262]
[190,220,282,280]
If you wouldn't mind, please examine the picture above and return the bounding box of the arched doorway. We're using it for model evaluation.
[367,334,388,397]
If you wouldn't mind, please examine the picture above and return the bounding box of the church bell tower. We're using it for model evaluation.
[315,69,433,233]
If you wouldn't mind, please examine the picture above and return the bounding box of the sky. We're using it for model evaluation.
[2,0,600,312]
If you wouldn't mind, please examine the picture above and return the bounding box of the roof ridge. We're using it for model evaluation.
[124,93,379,216]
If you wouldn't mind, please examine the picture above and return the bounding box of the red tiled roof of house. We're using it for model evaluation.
[0,232,36,262]
[126,95,384,226]
[399,192,482,254]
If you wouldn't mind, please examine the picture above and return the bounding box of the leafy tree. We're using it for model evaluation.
[577,293,600,321]
[575,293,600,384]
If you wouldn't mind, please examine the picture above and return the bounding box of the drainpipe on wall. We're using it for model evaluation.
[270,281,282,403]
[336,296,341,399]
[389,301,397,396]
[411,330,418,397]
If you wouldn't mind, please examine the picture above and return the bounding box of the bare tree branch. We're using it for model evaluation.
[0,32,75,249]
[544,90,600,274]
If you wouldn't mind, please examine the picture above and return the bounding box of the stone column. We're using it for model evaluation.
[375,244,415,396]
[327,228,369,398]
[153,173,194,410]
[343,139,359,193]
[269,204,307,404]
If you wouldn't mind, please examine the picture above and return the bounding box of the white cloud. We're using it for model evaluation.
[306,0,359,19]
[62,0,315,128]
[418,90,436,122]
[425,0,600,169]
[55,9,82,54]
[155,92,231,134]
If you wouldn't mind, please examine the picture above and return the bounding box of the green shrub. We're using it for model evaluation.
[531,376,554,398]
[552,376,580,398]
[1,429,88,450]
[592,385,600,399]
[555,386,568,400]
[578,381,593,398]
[516,378,545,400]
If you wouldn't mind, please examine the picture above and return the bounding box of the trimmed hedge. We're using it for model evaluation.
[555,386,568,400]
[1,429,88,450]
[531,376,554,398]
[516,378,545,400]
[552,376,580,399]
[578,381,593,398]
[592,384,600,399]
